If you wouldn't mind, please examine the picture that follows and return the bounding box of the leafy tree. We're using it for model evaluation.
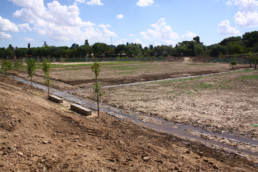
[91,61,104,117]
[242,31,258,48]
[42,58,51,96]
[26,58,36,85]
[220,36,242,46]
[1,60,12,75]
[193,36,200,43]
[92,43,114,57]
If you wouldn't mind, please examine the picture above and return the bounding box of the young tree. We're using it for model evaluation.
[91,61,103,117]
[26,58,36,85]
[1,60,12,75]
[42,58,51,96]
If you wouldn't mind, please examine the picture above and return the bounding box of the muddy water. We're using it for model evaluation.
[12,76,258,158]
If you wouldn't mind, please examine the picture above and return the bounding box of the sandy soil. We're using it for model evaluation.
[82,69,258,140]
[0,75,257,171]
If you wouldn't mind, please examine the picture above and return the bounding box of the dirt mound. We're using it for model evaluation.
[0,75,256,171]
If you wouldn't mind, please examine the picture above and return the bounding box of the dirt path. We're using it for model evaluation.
[0,75,257,171]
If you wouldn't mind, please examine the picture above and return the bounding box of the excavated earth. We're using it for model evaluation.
[0,75,257,171]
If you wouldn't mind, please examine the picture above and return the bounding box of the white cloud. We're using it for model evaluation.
[0,32,11,39]
[182,31,197,40]
[129,34,134,37]
[86,0,103,6]
[0,16,19,32]
[75,0,85,3]
[140,18,179,45]
[9,0,116,43]
[18,23,32,31]
[116,14,124,20]
[218,19,241,35]
[225,0,258,27]
[137,0,154,7]
[24,37,33,41]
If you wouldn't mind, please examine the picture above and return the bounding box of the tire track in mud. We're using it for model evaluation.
[11,75,258,161]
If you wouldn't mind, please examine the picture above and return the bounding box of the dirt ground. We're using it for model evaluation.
[0,75,257,171]
[11,61,249,90]
[88,69,257,140]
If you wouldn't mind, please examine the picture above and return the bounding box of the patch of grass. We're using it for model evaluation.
[107,64,149,71]
[238,74,258,80]
[186,63,214,66]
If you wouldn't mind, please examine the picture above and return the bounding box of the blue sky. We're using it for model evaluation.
[0,0,258,48]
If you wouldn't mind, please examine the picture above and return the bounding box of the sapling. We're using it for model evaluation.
[91,61,104,117]
[42,58,51,96]
[1,60,12,75]
[26,58,36,85]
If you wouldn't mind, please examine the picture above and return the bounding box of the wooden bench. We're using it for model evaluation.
[71,103,92,116]
[48,95,63,103]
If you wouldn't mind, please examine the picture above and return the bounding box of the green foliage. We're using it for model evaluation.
[42,58,51,96]
[1,60,12,75]
[92,43,114,57]
[26,58,36,85]
[230,60,237,69]
[238,75,258,80]
[13,60,23,70]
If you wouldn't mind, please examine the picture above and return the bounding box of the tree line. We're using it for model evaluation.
[0,31,258,59]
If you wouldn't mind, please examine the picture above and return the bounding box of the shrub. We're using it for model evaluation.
[1,60,12,75]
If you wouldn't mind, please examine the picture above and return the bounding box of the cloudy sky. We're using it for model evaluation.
[0,0,258,48]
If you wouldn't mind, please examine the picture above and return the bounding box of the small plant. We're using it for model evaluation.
[230,60,237,69]
[26,58,36,85]
[13,60,23,70]
[1,60,12,75]
[91,61,104,117]
[42,58,51,96]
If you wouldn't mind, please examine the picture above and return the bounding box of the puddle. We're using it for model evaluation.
[12,76,258,158]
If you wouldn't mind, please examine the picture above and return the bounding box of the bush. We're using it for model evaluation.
[1,60,12,75]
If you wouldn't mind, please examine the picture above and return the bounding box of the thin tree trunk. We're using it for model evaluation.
[97,93,99,117]
[31,77,32,86]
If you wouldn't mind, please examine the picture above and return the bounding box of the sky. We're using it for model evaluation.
[0,0,258,48]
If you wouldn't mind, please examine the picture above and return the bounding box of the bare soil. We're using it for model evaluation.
[0,75,257,171]
[92,69,258,140]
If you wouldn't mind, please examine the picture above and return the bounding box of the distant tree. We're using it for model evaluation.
[70,43,79,49]
[92,43,114,57]
[193,36,200,43]
[220,36,242,46]
[242,31,258,48]
[84,39,89,46]
[42,58,51,96]
[28,43,30,49]
[44,41,48,47]
[26,58,36,85]
[91,61,104,117]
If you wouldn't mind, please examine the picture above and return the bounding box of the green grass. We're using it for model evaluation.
[238,74,258,80]
[106,64,149,71]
